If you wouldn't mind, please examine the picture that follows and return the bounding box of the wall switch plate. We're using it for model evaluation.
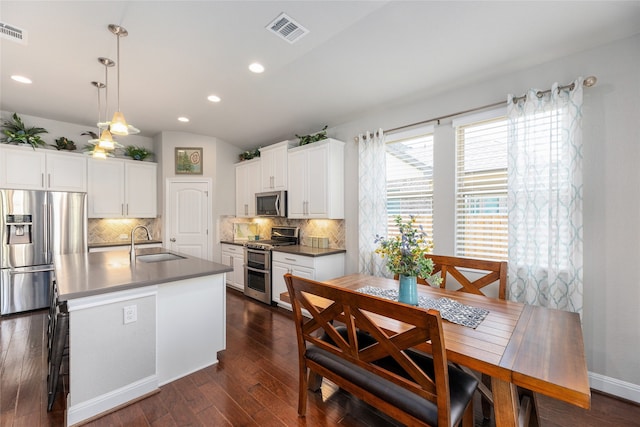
[123,305,137,324]
[119,234,129,240]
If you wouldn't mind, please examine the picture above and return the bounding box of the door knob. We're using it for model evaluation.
[170,238,176,242]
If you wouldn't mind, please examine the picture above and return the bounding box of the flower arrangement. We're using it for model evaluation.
[374,215,439,280]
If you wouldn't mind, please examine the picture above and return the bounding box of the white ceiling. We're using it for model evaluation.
[2,1,640,150]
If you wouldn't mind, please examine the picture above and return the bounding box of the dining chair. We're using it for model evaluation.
[284,273,478,427]
[415,254,538,425]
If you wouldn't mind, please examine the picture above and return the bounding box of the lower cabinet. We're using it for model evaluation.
[271,250,345,308]
[221,243,245,291]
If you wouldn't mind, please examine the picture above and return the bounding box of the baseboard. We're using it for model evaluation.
[589,371,640,404]
[66,375,158,426]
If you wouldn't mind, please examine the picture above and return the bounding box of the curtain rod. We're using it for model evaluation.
[368,76,597,137]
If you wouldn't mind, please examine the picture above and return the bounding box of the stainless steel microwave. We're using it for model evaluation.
[256,191,287,217]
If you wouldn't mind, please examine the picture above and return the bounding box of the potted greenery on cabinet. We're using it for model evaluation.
[1,113,48,149]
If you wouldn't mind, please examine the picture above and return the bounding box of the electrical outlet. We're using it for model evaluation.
[123,305,137,324]
[119,234,128,240]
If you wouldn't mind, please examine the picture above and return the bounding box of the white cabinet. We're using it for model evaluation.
[0,145,87,191]
[88,158,157,218]
[235,159,260,217]
[221,243,245,291]
[287,138,345,219]
[259,140,293,191]
[271,250,345,308]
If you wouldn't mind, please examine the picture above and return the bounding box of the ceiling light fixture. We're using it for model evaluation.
[207,95,221,103]
[249,62,265,73]
[11,75,32,84]
[178,117,190,123]
[106,24,139,136]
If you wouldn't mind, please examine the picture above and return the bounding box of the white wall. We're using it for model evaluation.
[328,34,640,400]
[153,131,239,263]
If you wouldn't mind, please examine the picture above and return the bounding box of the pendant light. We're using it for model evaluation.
[107,24,139,135]
[97,57,115,150]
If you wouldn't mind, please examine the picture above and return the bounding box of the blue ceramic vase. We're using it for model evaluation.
[398,274,418,306]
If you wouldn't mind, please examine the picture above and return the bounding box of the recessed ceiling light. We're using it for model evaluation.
[207,95,221,103]
[11,75,32,84]
[178,117,190,123]
[249,62,265,73]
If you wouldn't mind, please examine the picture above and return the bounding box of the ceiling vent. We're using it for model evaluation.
[266,13,308,44]
[0,22,27,44]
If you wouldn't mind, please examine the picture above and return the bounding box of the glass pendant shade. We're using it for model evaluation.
[98,129,115,149]
[92,147,107,159]
[110,111,129,135]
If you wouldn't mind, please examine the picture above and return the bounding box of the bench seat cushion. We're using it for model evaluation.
[305,327,478,426]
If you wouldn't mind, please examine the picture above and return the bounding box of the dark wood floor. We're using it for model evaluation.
[1,287,639,427]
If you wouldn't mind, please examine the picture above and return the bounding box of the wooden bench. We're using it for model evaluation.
[284,273,479,427]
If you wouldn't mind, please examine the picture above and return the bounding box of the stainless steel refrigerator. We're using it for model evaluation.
[0,190,87,315]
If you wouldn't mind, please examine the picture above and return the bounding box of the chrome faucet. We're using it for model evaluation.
[130,225,152,263]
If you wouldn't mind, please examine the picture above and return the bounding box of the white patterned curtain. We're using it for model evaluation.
[507,78,584,314]
[358,129,387,276]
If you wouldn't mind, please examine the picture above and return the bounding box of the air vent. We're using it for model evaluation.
[0,22,27,44]
[266,13,309,44]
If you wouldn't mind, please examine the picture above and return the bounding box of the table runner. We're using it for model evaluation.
[356,286,489,329]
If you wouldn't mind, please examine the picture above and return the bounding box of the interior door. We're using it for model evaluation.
[166,179,211,260]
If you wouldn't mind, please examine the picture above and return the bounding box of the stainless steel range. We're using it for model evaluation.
[244,226,299,304]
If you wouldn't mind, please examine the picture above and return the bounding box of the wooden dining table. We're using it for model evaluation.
[316,274,591,427]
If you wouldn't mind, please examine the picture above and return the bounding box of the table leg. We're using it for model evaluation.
[491,377,519,427]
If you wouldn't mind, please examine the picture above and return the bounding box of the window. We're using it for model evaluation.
[385,129,434,240]
[455,116,508,261]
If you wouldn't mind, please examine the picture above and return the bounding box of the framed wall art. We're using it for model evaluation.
[175,147,203,175]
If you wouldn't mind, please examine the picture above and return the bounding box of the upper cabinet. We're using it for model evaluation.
[259,140,294,191]
[287,138,345,219]
[88,158,157,218]
[235,158,261,217]
[0,145,87,192]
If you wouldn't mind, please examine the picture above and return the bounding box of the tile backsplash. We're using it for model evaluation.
[219,217,345,248]
[88,218,162,244]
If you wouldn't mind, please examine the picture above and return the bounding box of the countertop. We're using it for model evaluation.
[272,245,346,257]
[88,240,164,249]
[55,247,232,301]
[221,241,346,257]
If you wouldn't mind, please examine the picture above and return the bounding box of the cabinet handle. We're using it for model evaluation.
[126,204,129,215]
[41,173,45,188]
[244,203,248,216]
[284,257,297,262]
[48,174,51,188]
[121,204,124,215]
[270,176,274,188]
[229,256,234,267]
[170,238,176,242]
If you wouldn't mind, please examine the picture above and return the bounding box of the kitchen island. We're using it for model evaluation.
[54,248,232,426]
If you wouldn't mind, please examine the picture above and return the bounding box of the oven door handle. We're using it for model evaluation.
[246,266,269,274]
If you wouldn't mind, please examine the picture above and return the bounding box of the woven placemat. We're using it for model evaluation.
[356,286,489,329]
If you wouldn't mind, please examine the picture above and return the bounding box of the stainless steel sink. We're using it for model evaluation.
[136,252,186,263]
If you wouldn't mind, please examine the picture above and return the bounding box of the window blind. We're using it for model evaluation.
[385,130,434,240]
[455,116,508,261]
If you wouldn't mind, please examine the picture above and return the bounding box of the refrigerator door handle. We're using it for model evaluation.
[9,266,55,275]
[43,201,49,260]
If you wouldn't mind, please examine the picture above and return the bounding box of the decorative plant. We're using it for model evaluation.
[52,136,77,151]
[1,112,48,149]
[81,130,99,140]
[374,215,440,282]
[239,147,261,161]
[124,145,152,161]
[296,125,328,146]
